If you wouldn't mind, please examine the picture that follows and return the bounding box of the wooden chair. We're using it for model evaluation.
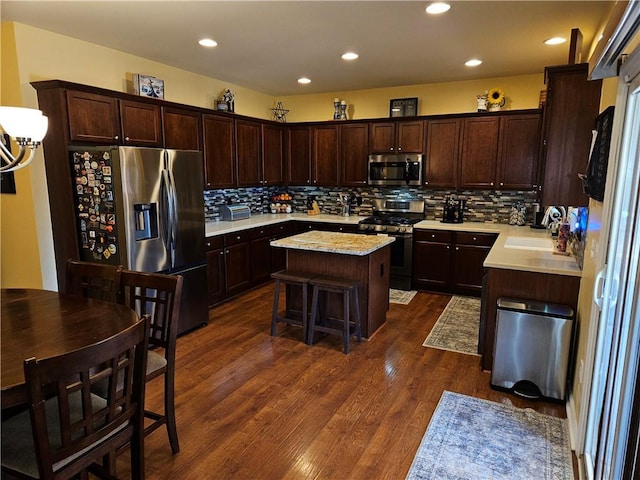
[0,316,150,480]
[118,270,183,454]
[270,270,313,343]
[65,259,123,303]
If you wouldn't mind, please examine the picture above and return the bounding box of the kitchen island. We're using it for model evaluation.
[270,231,394,338]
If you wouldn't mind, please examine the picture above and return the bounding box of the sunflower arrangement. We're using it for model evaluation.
[487,88,506,109]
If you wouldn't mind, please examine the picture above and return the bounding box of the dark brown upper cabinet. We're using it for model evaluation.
[340,122,369,186]
[236,119,262,187]
[369,120,424,154]
[162,107,202,150]
[424,118,460,188]
[262,124,284,186]
[311,124,339,186]
[287,125,311,185]
[497,113,541,190]
[118,99,163,147]
[459,116,500,189]
[203,114,236,189]
[66,91,122,144]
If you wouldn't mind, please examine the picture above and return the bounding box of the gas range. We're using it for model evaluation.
[358,216,420,234]
[357,198,425,235]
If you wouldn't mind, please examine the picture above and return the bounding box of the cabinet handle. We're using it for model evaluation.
[125,136,130,142]
[236,235,241,240]
[431,234,436,238]
[398,147,402,151]
[446,245,450,249]
[500,182,504,186]
[490,182,494,186]
[456,246,459,251]
[220,251,224,256]
[473,237,477,241]
[225,250,229,254]
[206,242,211,247]
[114,135,119,140]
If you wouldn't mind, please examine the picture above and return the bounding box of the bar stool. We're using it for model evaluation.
[308,275,362,354]
[271,270,312,343]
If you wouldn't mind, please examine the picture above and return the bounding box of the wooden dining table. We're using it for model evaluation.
[1,288,140,409]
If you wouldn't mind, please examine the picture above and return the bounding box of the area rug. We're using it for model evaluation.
[405,391,573,480]
[422,296,480,355]
[389,289,418,305]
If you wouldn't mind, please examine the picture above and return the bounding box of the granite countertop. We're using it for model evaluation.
[270,230,395,256]
[414,220,581,277]
[205,213,365,237]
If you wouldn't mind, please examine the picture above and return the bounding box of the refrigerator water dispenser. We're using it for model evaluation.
[134,203,158,241]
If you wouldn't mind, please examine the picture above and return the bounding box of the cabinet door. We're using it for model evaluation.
[541,64,601,206]
[236,119,262,187]
[425,118,460,188]
[412,230,453,292]
[66,91,121,144]
[452,232,496,295]
[270,222,293,273]
[459,116,500,189]
[206,247,226,305]
[287,126,311,185]
[262,124,284,186]
[396,120,424,153]
[203,115,236,189]
[119,100,163,147]
[369,122,395,153]
[497,114,541,190]
[251,227,272,284]
[340,123,369,186]
[162,107,202,150]
[224,242,252,296]
[312,125,339,186]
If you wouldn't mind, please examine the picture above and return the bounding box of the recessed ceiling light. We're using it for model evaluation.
[426,2,451,14]
[544,37,566,46]
[199,38,218,47]
[298,77,311,84]
[342,52,359,61]
[465,59,482,67]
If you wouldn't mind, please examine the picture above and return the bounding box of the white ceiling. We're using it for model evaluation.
[2,1,614,96]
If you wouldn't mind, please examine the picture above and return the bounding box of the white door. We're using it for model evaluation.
[584,46,640,480]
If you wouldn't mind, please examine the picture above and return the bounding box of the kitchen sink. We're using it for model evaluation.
[503,236,554,251]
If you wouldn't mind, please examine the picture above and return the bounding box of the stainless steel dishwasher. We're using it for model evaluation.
[491,297,575,401]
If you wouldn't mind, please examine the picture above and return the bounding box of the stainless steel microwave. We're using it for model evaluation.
[368,154,423,186]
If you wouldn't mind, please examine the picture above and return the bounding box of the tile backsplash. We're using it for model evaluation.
[204,186,539,224]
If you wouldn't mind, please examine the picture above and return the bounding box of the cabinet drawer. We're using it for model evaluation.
[414,229,453,243]
[250,226,271,240]
[270,222,293,238]
[205,236,224,251]
[455,232,497,247]
[224,231,251,246]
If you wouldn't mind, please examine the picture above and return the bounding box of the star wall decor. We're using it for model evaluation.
[270,101,289,122]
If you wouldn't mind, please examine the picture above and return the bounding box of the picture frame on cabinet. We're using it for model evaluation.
[132,74,165,99]
[389,97,418,117]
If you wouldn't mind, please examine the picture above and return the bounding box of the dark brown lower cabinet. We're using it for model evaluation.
[412,229,496,296]
[250,226,273,284]
[206,237,225,306]
[206,222,297,306]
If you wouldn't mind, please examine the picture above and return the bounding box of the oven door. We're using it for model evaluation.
[359,229,413,290]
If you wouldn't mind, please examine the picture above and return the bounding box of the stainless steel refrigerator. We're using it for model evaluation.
[69,145,207,334]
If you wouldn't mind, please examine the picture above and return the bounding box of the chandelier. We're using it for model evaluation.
[0,107,49,173]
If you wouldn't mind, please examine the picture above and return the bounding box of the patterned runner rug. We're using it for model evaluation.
[422,296,481,355]
[406,391,574,480]
[389,289,418,305]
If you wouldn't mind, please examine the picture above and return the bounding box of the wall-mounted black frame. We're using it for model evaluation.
[389,97,418,118]
[582,105,615,202]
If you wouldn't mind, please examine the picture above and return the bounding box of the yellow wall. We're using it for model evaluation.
[0,22,44,288]
[279,74,544,122]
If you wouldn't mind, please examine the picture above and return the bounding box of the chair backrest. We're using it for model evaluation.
[65,259,123,303]
[24,316,149,479]
[118,270,183,350]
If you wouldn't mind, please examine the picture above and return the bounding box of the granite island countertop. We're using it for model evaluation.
[270,230,394,256]
[414,220,581,277]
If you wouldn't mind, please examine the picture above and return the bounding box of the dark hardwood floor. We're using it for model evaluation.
[119,283,567,479]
